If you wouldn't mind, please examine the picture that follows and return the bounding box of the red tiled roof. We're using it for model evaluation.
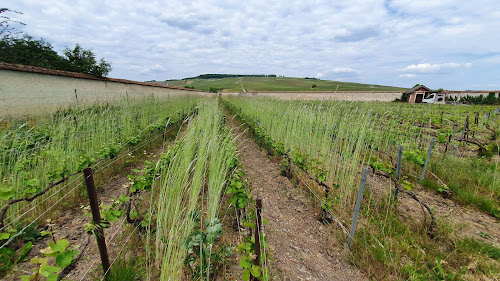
[0,62,205,92]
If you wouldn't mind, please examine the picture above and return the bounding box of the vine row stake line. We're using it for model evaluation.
[420,137,436,182]
[348,167,368,249]
[252,197,263,281]
[83,167,111,277]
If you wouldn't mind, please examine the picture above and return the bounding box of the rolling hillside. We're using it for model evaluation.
[151,76,408,92]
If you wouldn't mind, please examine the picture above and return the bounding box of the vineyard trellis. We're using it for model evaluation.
[0,95,498,281]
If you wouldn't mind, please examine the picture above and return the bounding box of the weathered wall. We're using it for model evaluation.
[0,69,211,115]
[445,92,497,99]
[222,91,403,102]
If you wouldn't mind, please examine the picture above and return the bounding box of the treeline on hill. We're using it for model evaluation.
[0,8,111,77]
[184,74,277,79]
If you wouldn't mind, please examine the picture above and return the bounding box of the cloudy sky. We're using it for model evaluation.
[5,0,500,90]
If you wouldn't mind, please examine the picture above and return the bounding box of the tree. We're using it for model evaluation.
[62,44,111,77]
[0,8,112,77]
[0,8,25,41]
[0,35,66,69]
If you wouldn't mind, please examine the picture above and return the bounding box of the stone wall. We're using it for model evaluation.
[0,68,211,116]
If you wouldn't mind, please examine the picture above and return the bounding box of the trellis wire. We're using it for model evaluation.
[0,179,86,250]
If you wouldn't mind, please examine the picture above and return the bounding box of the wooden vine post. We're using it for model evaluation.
[461,115,469,142]
[83,167,111,277]
[251,197,263,281]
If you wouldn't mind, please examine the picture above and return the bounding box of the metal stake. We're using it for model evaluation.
[394,145,403,200]
[420,137,436,181]
[348,167,368,249]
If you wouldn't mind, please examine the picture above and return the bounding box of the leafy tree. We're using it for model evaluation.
[0,37,112,77]
[0,35,66,69]
[62,44,111,77]
[0,8,111,77]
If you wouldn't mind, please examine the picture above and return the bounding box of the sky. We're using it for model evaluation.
[5,0,500,90]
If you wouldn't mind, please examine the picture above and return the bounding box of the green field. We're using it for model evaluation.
[155,76,408,92]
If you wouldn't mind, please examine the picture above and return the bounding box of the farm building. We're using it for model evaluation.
[405,85,431,103]
[404,84,499,103]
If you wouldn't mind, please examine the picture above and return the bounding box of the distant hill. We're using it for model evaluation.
[149,76,408,92]
[183,74,276,79]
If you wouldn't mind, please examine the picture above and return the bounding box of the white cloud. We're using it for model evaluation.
[332,67,360,74]
[403,63,472,73]
[5,0,500,89]
[130,64,165,74]
[399,74,416,78]
[389,0,456,13]
[316,72,325,78]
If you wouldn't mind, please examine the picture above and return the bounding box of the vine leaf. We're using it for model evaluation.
[240,257,251,269]
[0,186,15,200]
[251,265,261,277]
[242,269,251,281]
[56,251,74,267]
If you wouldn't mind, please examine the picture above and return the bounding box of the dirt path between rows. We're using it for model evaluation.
[227,114,367,281]
[398,183,500,247]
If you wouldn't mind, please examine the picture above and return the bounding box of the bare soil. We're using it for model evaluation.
[226,114,367,281]
[398,183,499,246]
[366,171,499,247]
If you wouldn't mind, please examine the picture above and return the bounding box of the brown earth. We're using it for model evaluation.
[226,114,367,281]
[398,183,499,247]
[366,170,499,247]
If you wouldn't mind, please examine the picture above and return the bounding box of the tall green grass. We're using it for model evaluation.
[0,95,198,225]
[225,97,498,213]
[148,98,237,280]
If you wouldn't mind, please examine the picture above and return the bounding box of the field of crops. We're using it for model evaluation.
[223,97,499,279]
[224,98,499,214]
[0,94,498,280]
